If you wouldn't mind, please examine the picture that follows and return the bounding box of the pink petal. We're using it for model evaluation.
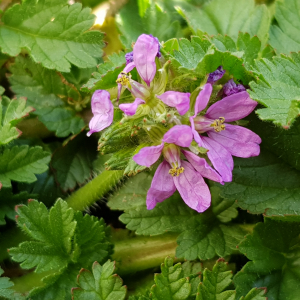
[130,80,150,100]
[194,83,212,116]
[182,150,223,184]
[123,61,136,73]
[173,161,211,213]
[133,143,164,167]
[133,34,159,86]
[201,137,233,182]
[208,124,261,158]
[87,90,114,136]
[205,91,257,122]
[162,125,193,147]
[119,98,145,116]
[190,116,202,144]
[157,91,190,115]
[146,160,176,210]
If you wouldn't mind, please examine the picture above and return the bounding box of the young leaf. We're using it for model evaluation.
[234,217,300,300]
[0,267,14,299]
[177,0,270,46]
[249,53,300,127]
[0,145,51,188]
[9,199,112,300]
[0,96,34,145]
[0,1,105,72]
[269,0,300,55]
[72,260,127,300]
[150,257,191,300]
[9,56,86,137]
[219,148,300,216]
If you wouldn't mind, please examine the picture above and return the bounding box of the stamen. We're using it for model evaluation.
[169,166,184,177]
[211,117,226,132]
[116,71,132,87]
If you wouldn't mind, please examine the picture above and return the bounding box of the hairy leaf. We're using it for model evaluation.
[0,267,14,299]
[0,145,50,188]
[0,1,104,72]
[72,260,127,300]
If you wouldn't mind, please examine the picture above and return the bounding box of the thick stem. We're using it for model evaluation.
[66,170,123,211]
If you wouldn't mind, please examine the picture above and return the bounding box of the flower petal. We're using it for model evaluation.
[162,125,193,147]
[173,161,211,213]
[190,116,202,144]
[157,91,190,115]
[205,91,257,122]
[119,98,145,116]
[133,143,164,167]
[87,90,114,136]
[208,124,261,158]
[200,137,233,182]
[123,61,136,73]
[182,150,223,184]
[207,66,225,84]
[194,83,212,116]
[146,160,176,210]
[223,79,246,96]
[133,34,159,86]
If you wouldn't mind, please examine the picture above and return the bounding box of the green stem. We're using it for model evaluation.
[112,233,179,276]
[66,170,123,211]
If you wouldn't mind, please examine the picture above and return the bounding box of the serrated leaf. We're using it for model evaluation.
[240,288,267,300]
[196,259,235,300]
[177,0,270,46]
[269,0,300,55]
[234,217,300,300]
[9,56,86,137]
[249,53,300,127]
[0,1,104,72]
[0,96,34,145]
[151,257,191,300]
[72,260,127,300]
[0,145,50,188]
[51,132,97,192]
[219,148,300,216]
[0,267,14,299]
[181,261,202,296]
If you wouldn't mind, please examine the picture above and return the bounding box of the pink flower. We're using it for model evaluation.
[156,91,190,115]
[190,83,261,182]
[133,125,223,213]
[87,90,114,137]
[117,34,160,116]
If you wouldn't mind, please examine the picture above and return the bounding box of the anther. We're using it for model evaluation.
[211,117,226,132]
[169,166,184,177]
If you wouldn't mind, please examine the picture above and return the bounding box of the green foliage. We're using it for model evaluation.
[9,199,112,299]
[0,0,105,72]
[0,145,50,188]
[234,217,300,300]
[269,0,300,55]
[51,132,97,192]
[72,260,127,300]
[9,56,86,137]
[249,52,300,127]
[177,0,270,46]
[0,267,14,299]
[0,96,34,145]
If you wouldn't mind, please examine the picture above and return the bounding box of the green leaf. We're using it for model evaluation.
[196,258,235,300]
[51,132,97,192]
[177,0,270,46]
[269,0,300,55]
[150,257,191,300]
[0,96,34,145]
[234,217,300,300]
[81,52,126,92]
[0,145,50,188]
[9,199,112,300]
[219,148,300,216]
[72,260,127,300]
[9,56,86,137]
[181,261,202,296]
[0,267,14,299]
[240,288,267,300]
[249,53,300,127]
[0,1,105,72]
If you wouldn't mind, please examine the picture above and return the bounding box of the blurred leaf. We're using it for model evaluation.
[0,1,105,72]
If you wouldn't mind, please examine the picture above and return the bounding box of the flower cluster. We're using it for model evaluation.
[87,34,261,213]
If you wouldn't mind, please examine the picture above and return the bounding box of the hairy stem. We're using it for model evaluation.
[66,170,123,211]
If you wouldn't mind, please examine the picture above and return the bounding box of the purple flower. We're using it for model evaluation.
[190,83,261,182]
[133,125,223,212]
[156,91,190,115]
[119,98,145,116]
[207,66,225,84]
[87,90,114,137]
[223,79,246,96]
[125,51,134,64]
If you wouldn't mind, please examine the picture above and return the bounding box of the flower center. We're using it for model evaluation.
[211,117,225,132]
[116,71,132,87]
[169,163,184,177]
